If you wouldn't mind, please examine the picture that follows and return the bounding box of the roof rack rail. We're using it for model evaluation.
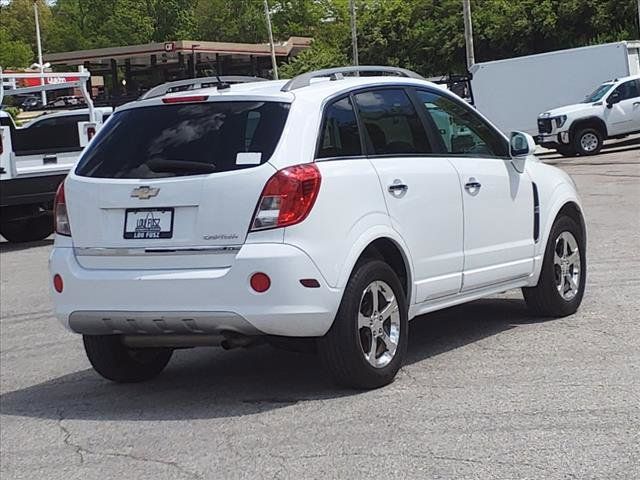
[281,65,424,92]
[140,75,267,100]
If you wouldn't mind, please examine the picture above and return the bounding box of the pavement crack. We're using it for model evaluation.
[57,411,86,466]
[56,410,203,479]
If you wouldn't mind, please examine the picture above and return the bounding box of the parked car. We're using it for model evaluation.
[49,66,586,389]
[46,95,85,108]
[20,96,43,111]
[537,74,640,156]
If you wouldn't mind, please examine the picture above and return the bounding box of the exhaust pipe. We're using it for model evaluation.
[220,331,259,350]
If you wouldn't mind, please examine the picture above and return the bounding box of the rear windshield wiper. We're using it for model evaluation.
[146,158,216,174]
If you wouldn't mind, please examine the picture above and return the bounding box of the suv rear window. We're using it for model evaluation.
[75,101,290,178]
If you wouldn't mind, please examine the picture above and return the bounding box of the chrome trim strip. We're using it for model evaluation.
[74,246,242,256]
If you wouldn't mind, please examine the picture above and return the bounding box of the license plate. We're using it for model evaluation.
[124,208,174,239]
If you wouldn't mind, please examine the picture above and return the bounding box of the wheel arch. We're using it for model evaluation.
[556,201,587,246]
[338,231,414,306]
[531,185,586,286]
[570,116,608,139]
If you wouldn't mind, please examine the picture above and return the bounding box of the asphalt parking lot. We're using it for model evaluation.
[1,137,639,479]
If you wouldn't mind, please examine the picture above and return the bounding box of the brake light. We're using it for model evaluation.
[251,164,321,231]
[54,182,71,236]
[162,95,209,104]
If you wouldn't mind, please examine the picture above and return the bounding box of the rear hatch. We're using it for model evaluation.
[67,98,290,269]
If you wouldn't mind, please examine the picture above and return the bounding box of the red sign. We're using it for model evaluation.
[20,76,80,87]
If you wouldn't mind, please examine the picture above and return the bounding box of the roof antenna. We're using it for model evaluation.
[216,71,231,90]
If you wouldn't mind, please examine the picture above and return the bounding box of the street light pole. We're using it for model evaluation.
[263,0,278,80]
[349,0,359,67]
[33,0,47,105]
[462,0,475,70]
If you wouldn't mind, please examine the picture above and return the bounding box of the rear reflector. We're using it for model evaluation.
[250,272,271,293]
[251,163,321,231]
[162,95,209,104]
[53,274,64,293]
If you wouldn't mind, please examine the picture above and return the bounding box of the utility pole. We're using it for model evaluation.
[33,0,47,105]
[191,44,200,78]
[462,0,475,70]
[263,0,278,80]
[637,0,640,37]
[349,0,359,67]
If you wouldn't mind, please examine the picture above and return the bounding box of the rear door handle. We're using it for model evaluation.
[464,178,481,192]
[388,181,408,197]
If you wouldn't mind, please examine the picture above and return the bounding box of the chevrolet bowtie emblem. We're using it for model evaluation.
[131,186,160,199]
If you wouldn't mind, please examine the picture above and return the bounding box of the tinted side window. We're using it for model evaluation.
[613,79,640,100]
[21,114,86,152]
[416,90,508,157]
[354,89,431,155]
[317,97,361,158]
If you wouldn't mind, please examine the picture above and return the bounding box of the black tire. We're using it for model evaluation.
[555,145,576,157]
[0,214,53,243]
[83,335,173,383]
[574,127,603,156]
[317,259,408,389]
[522,214,586,317]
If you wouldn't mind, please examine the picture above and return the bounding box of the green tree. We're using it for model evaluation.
[0,0,52,54]
[279,40,348,77]
[193,0,267,43]
[0,28,33,68]
[146,0,197,41]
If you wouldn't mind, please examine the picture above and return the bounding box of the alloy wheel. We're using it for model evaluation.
[553,231,581,300]
[357,280,401,368]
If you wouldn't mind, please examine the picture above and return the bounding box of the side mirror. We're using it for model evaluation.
[510,131,536,157]
[509,131,536,173]
[607,91,620,108]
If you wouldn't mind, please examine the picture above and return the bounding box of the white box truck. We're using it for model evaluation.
[470,41,640,135]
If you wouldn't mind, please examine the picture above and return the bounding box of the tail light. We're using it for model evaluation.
[251,164,321,231]
[87,126,96,140]
[54,182,71,236]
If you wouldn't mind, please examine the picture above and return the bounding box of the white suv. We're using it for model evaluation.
[538,74,640,156]
[50,66,586,389]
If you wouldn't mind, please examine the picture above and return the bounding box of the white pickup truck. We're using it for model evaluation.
[0,68,110,242]
[537,75,640,156]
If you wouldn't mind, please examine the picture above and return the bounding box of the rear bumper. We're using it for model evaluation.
[49,243,342,337]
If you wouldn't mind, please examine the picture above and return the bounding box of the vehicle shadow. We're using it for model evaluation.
[539,134,640,161]
[0,297,547,421]
[0,237,53,253]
